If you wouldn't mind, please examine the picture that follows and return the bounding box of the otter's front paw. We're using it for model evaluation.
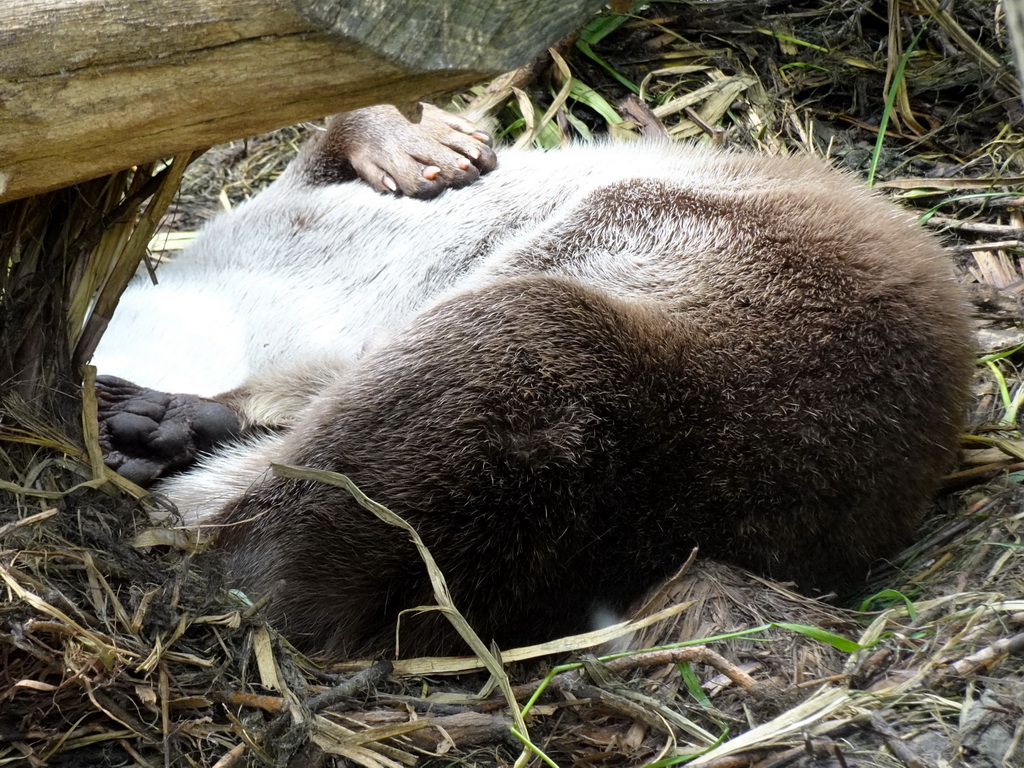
[96,375,240,487]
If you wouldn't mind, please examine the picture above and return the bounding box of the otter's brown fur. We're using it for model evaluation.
[196,147,971,658]
[95,107,971,658]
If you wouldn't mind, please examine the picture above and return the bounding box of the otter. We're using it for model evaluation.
[93,104,972,659]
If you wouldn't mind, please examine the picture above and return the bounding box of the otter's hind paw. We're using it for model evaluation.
[96,375,240,487]
[317,104,497,199]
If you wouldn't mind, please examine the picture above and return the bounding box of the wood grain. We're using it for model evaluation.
[0,0,602,201]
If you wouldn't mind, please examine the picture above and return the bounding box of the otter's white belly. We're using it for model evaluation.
[92,142,744,395]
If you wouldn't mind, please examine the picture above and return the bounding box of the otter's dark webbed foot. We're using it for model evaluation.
[96,375,241,487]
[305,104,497,199]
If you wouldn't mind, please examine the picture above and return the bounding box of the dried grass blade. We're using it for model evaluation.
[0,561,134,665]
[883,0,925,135]
[253,626,283,691]
[688,686,852,765]
[0,507,58,539]
[80,365,107,481]
[75,151,193,366]
[654,75,754,122]
[918,0,1019,92]
[347,600,694,677]
[310,716,413,767]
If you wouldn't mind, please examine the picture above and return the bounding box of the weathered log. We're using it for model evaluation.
[1008,0,1024,98]
[0,0,603,202]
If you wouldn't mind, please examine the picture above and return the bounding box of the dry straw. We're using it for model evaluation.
[2,1,1023,766]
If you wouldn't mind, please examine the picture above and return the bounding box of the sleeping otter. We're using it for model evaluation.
[93,104,972,658]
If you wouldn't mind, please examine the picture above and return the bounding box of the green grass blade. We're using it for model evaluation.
[772,622,862,653]
[859,589,918,621]
[576,39,640,95]
[867,22,928,187]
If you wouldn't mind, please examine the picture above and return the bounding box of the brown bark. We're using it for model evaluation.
[0,0,603,202]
